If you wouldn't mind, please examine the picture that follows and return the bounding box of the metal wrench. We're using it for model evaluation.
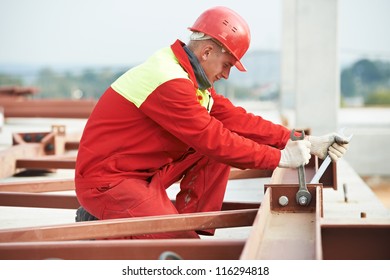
[310,129,353,184]
[290,129,311,206]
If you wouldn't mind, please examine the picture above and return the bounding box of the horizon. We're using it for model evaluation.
[2,48,388,73]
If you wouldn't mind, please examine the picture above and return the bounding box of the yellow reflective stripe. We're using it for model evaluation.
[196,89,214,112]
[111,46,214,112]
[111,47,189,108]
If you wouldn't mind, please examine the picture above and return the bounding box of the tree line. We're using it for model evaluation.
[1,58,390,106]
[341,59,390,106]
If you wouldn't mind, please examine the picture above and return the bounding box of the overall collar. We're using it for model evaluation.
[183,45,212,90]
[171,40,212,90]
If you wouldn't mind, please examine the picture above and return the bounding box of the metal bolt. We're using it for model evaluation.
[23,134,32,142]
[298,196,308,206]
[35,134,44,142]
[343,183,348,203]
[278,196,289,206]
[45,143,54,152]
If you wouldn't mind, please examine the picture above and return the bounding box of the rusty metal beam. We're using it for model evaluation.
[0,192,79,209]
[0,239,245,260]
[0,98,96,118]
[228,168,273,180]
[240,185,322,260]
[3,132,272,179]
[16,156,76,169]
[0,208,257,242]
[2,138,388,261]
[0,189,258,211]
[13,129,65,156]
[0,126,70,178]
[64,141,79,150]
[320,219,390,260]
[0,179,75,193]
[0,86,38,96]
[0,143,43,178]
[271,157,338,189]
[13,159,270,174]
[220,201,260,211]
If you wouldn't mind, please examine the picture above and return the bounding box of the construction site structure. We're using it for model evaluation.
[0,95,389,260]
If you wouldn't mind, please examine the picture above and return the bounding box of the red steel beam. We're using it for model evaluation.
[10,161,268,176]
[228,168,273,180]
[0,143,44,178]
[0,239,245,260]
[271,157,338,189]
[0,179,75,193]
[16,156,76,169]
[0,86,38,97]
[64,141,79,150]
[0,98,96,118]
[240,185,323,260]
[320,219,390,260]
[0,208,257,242]
[0,190,259,211]
[0,192,80,209]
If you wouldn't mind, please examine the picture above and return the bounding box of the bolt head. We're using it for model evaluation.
[278,196,289,206]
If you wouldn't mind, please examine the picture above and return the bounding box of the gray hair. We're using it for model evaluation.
[189,32,227,55]
[190,32,212,41]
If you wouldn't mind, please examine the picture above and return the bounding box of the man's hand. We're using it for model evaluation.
[278,139,311,168]
[307,133,350,161]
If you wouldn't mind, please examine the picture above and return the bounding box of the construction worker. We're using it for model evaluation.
[74,6,349,238]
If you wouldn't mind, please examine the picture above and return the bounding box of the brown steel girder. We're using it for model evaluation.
[1,126,389,259]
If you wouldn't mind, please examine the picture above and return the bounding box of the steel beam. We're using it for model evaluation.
[0,190,259,211]
[0,179,75,193]
[320,219,390,260]
[0,98,96,118]
[0,127,69,178]
[0,192,80,209]
[271,157,338,189]
[13,160,271,174]
[228,168,273,180]
[64,141,79,150]
[0,239,245,260]
[0,86,38,97]
[16,156,76,169]
[1,139,388,260]
[240,185,322,260]
[0,143,43,178]
[0,209,257,242]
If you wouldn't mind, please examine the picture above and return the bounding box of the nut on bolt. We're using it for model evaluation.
[298,196,308,206]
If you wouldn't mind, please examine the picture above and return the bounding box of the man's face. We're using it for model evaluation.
[200,42,236,85]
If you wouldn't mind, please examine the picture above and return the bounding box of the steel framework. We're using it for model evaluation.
[0,126,389,260]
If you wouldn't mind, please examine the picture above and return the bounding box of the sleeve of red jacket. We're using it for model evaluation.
[210,89,291,149]
[139,79,283,170]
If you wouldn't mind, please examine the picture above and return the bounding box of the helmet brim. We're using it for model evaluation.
[235,60,246,72]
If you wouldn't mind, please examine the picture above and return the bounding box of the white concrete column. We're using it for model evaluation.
[280,0,297,114]
[281,0,339,135]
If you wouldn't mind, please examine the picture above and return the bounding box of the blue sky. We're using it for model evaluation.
[1,0,389,67]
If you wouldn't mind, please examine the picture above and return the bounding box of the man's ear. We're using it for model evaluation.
[201,45,213,61]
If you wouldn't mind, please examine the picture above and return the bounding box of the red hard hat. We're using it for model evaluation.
[189,6,251,72]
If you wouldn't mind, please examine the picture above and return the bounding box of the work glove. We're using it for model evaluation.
[307,133,350,161]
[278,139,311,168]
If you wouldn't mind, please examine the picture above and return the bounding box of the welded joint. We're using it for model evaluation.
[11,125,66,155]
